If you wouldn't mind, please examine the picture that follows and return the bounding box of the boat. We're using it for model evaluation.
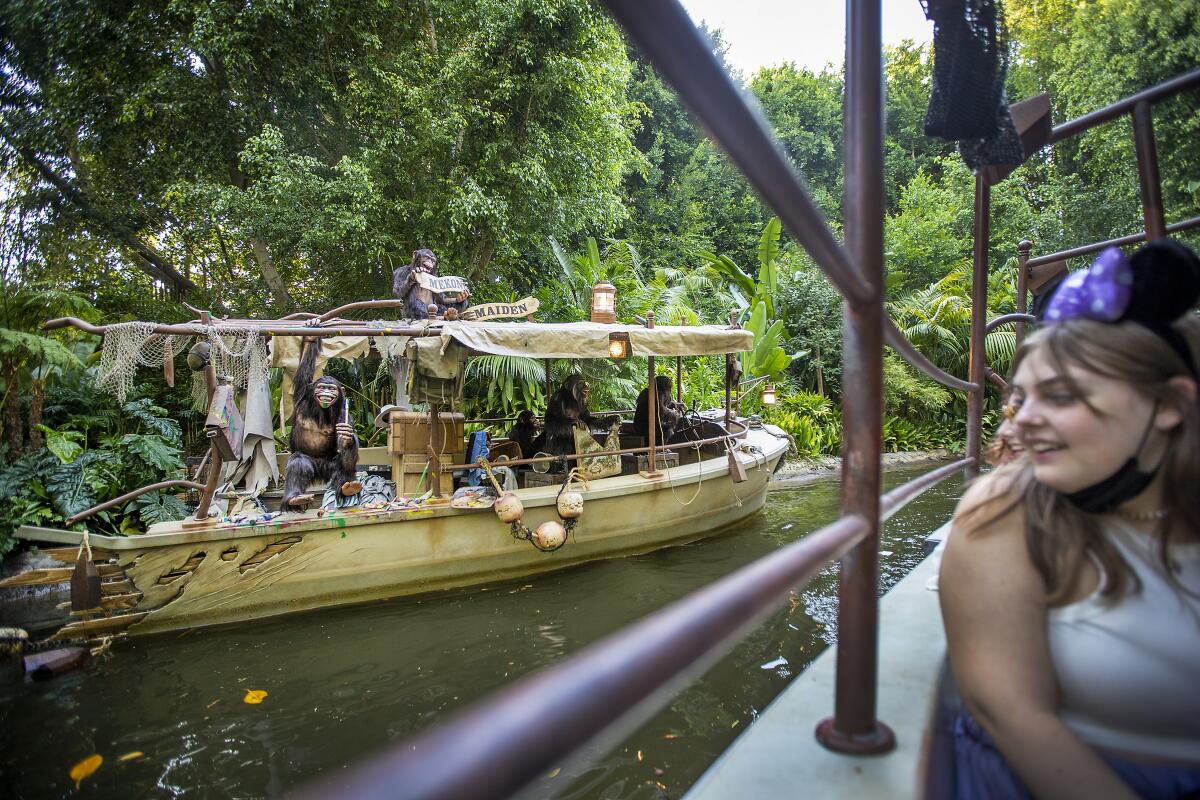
[5,309,789,643]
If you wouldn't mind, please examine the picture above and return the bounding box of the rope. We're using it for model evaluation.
[665,442,705,507]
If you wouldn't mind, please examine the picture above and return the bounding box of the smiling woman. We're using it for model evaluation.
[940,240,1200,799]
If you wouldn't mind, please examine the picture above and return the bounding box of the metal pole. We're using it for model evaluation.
[645,312,658,476]
[1132,101,1166,241]
[965,175,990,480]
[816,0,893,755]
[1016,240,1031,352]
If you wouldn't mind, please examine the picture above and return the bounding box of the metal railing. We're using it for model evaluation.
[286,9,1200,800]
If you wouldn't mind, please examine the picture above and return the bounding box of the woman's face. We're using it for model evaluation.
[1009,348,1158,493]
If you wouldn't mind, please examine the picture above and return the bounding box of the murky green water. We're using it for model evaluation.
[0,467,961,799]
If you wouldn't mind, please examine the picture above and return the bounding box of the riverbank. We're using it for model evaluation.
[769,449,956,489]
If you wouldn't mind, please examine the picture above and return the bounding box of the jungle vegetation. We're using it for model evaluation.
[1,0,1198,549]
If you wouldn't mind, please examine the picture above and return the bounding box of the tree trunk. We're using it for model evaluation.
[251,237,294,310]
[27,378,44,449]
[2,363,23,454]
[471,235,495,283]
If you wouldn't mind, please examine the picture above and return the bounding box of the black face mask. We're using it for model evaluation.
[1063,404,1159,514]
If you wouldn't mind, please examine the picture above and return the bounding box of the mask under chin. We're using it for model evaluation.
[1063,457,1157,514]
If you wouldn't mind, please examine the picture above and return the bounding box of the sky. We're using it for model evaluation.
[678,0,932,76]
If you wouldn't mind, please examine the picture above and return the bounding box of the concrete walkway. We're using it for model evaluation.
[685,523,952,799]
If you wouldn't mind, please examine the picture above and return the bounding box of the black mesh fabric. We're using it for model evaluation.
[921,0,1024,169]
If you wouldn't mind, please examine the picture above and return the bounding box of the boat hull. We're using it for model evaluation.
[15,429,787,638]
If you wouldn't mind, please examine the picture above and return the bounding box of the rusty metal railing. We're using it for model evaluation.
[1012,69,1200,354]
[290,460,971,800]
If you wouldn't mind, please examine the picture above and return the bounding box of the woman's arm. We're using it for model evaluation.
[939,478,1137,800]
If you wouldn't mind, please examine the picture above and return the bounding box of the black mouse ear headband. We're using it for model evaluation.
[1041,239,1200,376]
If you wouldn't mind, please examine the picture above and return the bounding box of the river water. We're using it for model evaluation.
[0,467,961,799]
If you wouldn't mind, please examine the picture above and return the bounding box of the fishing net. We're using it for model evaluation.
[96,322,192,403]
[95,322,269,408]
[921,0,1023,170]
[188,327,270,409]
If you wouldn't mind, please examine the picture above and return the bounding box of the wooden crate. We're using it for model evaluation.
[622,450,680,473]
[388,411,466,456]
[392,453,457,496]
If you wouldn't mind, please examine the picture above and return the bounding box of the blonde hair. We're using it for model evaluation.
[964,314,1200,605]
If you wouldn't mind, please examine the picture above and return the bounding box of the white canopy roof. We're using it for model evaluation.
[437,320,753,358]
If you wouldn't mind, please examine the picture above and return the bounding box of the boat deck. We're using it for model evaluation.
[685,522,953,799]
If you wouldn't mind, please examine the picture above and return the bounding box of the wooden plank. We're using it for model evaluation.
[101,579,135,595]
[57,592,144,613]
[0,567,72,587]
[46,612,149,643]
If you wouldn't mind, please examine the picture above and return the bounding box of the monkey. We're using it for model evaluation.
[530,374,620,461]
[506,409,542,459]
[392,248,470,320]
[632,375,685,444]
[282,337,361,509]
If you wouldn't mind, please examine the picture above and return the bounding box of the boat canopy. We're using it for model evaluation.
[437,320,753,358]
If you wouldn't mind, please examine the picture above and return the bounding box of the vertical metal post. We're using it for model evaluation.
[1132,102,1166,241]
[1016,240,1031,352]
[645,312,659,476]
[816,0,893,754]
[965,175,990,480]
[675,357,683,405]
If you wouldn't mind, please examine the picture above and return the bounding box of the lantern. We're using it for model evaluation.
[761,384,777,406]
[607,332,629,359]
[591,281,616,324]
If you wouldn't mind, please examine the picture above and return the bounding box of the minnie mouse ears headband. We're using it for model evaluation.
[1042,240,1200,375]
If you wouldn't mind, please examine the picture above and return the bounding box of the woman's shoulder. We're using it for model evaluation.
[941,465,1040,590]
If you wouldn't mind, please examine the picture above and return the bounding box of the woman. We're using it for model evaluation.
[940,240,1200,799]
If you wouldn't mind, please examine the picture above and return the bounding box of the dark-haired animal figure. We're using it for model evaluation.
[392,248,470,320]
[632,375,685,443]
[530,375,620,461]
[506,410,541,459]
[282,338,361,509]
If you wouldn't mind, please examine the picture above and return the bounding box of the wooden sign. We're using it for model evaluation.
[461,297,541,321]
[205,384,244,461]
[413,273,469,294]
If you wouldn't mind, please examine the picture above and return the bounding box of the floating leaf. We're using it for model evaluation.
[243,689,268,705]
[118,751,144,762]
[545,768,561,779]
[70,754,103,788]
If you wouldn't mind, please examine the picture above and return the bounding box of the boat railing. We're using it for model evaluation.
[1009,69,1200,350]
[438,418,751,473]
[283,2,1200,797]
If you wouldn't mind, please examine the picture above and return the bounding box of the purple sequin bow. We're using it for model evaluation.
[1043,246,1133,323]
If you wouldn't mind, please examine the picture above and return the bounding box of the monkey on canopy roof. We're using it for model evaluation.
[392,248,470,320]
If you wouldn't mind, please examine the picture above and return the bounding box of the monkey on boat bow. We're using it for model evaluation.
[282,338,361,509]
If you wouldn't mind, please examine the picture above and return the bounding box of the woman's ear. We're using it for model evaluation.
[1155,375,1198,430]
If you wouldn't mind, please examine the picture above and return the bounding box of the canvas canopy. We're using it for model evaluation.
[437,320,753,358]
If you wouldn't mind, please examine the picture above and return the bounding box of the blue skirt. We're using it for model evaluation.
[954,708,1200,799]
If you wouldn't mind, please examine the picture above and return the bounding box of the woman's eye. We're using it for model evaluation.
[1044,393,1076,406]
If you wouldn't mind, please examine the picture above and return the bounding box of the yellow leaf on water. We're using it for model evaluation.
[243,689,268,705]
[70,754,103,789]
[545,768,561,779]
[636,750,643,762]
[118,751,144,762]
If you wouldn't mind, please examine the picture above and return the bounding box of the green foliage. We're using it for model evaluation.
[762,389,841,458]
[0,373,189,553]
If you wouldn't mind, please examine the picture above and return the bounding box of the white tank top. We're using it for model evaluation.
[1047,520,1200,764]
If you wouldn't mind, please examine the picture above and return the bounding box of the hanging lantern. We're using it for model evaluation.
[761,384,777,406]
[591,281,616,324]
[607,332,629,359]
